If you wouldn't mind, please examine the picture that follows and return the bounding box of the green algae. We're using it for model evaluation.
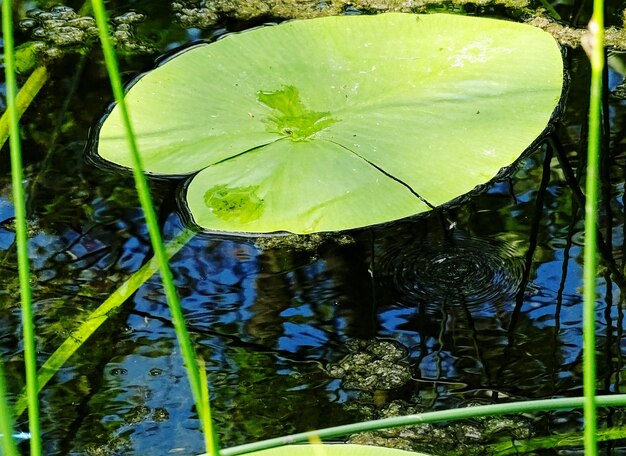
[204,184,265,224]
[257,85,337,140]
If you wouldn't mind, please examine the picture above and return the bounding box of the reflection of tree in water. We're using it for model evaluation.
[248,237,378,350]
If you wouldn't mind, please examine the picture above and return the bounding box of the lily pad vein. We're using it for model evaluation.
[320,138,435,209]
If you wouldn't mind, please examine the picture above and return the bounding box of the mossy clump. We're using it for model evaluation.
[19,6,156,61]
[110,11,158,54]
[255,232,354,251]
[171,0,531,29]
[172,1,626,51]
[347,400,534,455]
[528,12,626,50]
[325,338,412,390]
[19,6,99,60]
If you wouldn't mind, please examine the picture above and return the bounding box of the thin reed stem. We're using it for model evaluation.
[582,0,605,453]
[89,2,219,454]
[0,66,48,150]
[198,357,219,453]
[0,359,19,456]
[2,2,42,455]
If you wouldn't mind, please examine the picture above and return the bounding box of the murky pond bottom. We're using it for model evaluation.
[2,2,626,455]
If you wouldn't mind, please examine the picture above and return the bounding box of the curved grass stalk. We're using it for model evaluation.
[582,0,605,453]
[2,2,42,455]
[0,359,19,456]
[89,2,218,454]
[12,229,194,418]
[217,394,626,456]
[0,66,49,151]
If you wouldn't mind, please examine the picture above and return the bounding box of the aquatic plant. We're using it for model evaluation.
[95,13,563,234]
[1,1,41,454]
[582,0,606,449]
[91,0,219,454]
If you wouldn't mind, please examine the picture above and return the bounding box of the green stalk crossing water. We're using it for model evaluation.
[2,2,42,454]
[90,2,219,454]
[582,0,605,453]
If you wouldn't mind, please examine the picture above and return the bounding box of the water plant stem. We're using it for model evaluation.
[90,2,218,454]
[218,394,626,456]
[582,0,605,453]
[198,356,220,453]
[1,2,42,455]
[0,66,48,151]
[0,360,19,456]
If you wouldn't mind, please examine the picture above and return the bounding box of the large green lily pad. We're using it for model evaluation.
[96,13,563,234]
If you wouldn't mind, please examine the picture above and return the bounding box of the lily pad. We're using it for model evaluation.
[95,13,563,234]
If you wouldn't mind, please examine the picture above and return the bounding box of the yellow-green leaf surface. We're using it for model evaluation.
[241,444,430,456]
[96,13,563,234]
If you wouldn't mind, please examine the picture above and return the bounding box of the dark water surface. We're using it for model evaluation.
[2,2,626,455]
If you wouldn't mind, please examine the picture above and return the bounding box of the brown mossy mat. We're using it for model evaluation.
[529,14,626,50]
[171,0,626,50]
[172,0,531,27]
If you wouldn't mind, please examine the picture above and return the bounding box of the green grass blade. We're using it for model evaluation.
[582,0,605,453]
[0,359,19,456]
[0,66,48,151]
[89,3,218,454]
[218,394,626,456]
[12,229,194,418]
[198,356,220,454]
[2,2,42,455]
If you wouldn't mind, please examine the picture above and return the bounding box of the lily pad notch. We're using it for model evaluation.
[95,13,564,235]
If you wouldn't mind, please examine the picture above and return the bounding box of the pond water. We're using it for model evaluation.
[2,1,626,455]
